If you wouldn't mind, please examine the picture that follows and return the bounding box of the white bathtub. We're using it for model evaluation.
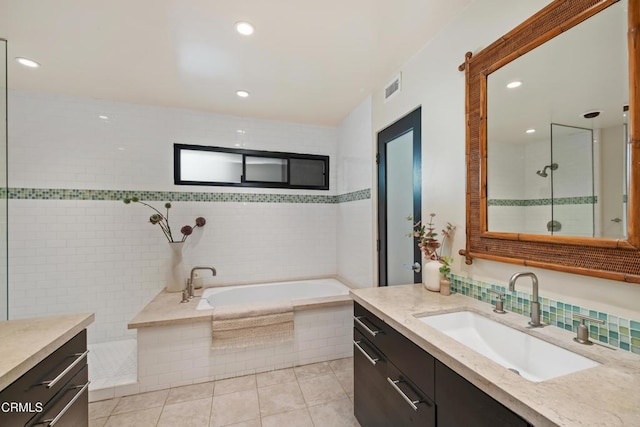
[196,278,350,310]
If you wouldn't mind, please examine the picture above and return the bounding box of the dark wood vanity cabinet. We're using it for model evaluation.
[353,303,530,427]
[0,330,89,427]
[354,303,435,427]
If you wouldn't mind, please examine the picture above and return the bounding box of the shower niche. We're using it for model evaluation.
[487,122,628,238]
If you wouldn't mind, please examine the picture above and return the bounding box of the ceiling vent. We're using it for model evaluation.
[384,73,401,102]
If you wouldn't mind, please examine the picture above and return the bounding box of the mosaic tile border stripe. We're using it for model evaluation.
[450,274,640,355]
[488,196,598,207]
[7,187,371,204]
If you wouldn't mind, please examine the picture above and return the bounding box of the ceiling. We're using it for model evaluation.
[0,0,472,126]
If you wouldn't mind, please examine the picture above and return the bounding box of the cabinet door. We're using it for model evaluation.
[354,329,394,427]
[435,361,530,427]
[385,363,436,426]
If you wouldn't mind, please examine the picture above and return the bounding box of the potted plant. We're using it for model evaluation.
[409,214,456,292]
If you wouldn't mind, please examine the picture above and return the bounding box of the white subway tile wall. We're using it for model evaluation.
[7,91,377,345]
[336,96,374,288]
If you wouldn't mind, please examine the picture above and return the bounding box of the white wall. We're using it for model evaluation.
[336,96,374,288]
[8,91,340,343]
[371,0,640,320]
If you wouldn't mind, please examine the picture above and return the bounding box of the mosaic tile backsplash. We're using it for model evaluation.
[450,274,640,355]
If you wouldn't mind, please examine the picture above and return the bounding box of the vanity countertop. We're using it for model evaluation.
[351,285,640,427]
[0,313,94,391]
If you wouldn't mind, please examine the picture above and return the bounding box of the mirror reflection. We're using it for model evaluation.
[486,0,628,238]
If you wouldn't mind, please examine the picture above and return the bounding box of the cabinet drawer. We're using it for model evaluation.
[0,330,87,426]
[354,303,435,398]
[27,364,89,427]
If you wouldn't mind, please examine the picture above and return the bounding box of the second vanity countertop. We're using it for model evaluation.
[350,285,640,427]
[0,313,95,391]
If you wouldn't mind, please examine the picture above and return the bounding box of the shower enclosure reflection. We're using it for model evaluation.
[488,122,627,238]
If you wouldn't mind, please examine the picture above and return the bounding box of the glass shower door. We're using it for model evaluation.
[550,124,594,237]
[0,39,7,320]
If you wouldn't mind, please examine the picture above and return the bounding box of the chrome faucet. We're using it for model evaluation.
[187,266,217,299]
[508,272,542,327]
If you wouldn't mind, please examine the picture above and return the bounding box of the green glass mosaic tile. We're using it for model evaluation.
[8,187,371,204]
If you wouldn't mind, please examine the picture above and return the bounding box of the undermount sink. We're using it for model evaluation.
[418,311,599,382]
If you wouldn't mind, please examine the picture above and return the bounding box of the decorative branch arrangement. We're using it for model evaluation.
[124,197,206,242]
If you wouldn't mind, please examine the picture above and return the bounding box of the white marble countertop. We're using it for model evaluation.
[350,285,640,427]
[0,313,94,391]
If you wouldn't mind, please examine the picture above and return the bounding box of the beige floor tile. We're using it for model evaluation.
[210,388,260,427]
[214,374,256,396]
[257,381,307,417]
[308,398,360,427]
[256,367,296,388]
[329,357,353,373]
[166,381,215,405]
[112,389,168,415]
[298,373,348,406]
[89,398,120,419]
[261,408,314,427]
[334,368,354,397]
[104,407,162,427]
[224,419,261,427]
[89,417,108,427]
[158,397,212,427]
[294,362,333,380]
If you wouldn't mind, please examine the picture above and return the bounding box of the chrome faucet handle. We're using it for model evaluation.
[488,289,506,314]
[180,288,190,304]
[572,314,605,345]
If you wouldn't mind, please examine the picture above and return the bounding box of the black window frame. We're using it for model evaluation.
[174,143,330,190]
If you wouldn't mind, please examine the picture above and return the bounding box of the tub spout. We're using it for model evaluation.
[187,266,217,299]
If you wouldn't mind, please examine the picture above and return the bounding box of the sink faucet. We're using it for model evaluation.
[187,266,217,299]
[508,272,542,327]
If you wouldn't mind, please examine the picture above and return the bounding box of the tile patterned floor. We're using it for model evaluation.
[88,339,137,390]
[88,358,359,427]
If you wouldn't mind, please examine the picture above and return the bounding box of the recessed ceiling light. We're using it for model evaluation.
[236,90,250,98]
[99,115,109,120]
[506,81,522,89]
[235,22,255,36]
[15,57,40,68]
[236,129,246,134]
[526,129,536,134]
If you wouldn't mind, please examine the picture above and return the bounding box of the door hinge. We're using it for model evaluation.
[375,153,380,164]
[376,239,381,251]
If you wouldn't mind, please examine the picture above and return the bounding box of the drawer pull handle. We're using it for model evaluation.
[41,381,90,426]
[386,377,422,411]
[41,350,89,389]
[353,340,379,365]
[354,316,381,337]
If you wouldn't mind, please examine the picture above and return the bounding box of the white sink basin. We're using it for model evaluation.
[418,311,599,382]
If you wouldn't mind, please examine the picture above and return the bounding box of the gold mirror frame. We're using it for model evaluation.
[460,0,640,283]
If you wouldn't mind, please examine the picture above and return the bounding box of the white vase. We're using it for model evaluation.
[423,259,441,292]
[166,242,186,293]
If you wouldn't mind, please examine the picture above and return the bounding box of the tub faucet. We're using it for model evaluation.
[187,266,217,299]
[508,272,542,327]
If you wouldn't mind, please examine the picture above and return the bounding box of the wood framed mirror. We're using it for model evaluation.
[460,0,640,282]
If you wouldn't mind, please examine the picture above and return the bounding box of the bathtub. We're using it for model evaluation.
[135,277,354,392]
[196,277,350,310]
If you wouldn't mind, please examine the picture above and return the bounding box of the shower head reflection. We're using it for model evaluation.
[536,163,558,178]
